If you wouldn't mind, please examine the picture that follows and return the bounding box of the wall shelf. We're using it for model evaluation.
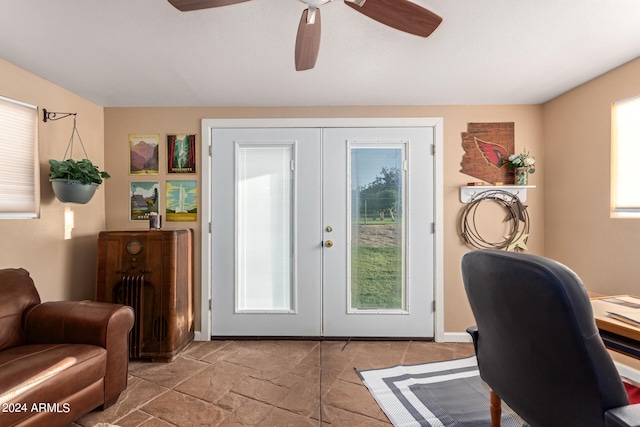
[460,185,535,203]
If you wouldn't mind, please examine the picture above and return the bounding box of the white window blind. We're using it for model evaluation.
[236,144,294,312]
[613,95,640,214]
[0,96,39,218]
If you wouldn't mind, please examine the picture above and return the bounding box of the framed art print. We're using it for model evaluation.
[130,181,159,221]
[129,134,159,175]
[166,180,197,222]
[167,134,196,173]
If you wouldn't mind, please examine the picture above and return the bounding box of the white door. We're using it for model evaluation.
[210,126,434,337]
[322,128,434,337]
[211,128,322,336]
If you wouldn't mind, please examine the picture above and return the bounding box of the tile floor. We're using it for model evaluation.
[71,340,474,427]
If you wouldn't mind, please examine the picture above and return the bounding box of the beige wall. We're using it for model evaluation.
[543,57,640,296]
[0,58,105,302]
[104,105,544,335]
[2,52,637,339]
[4,52,637,338]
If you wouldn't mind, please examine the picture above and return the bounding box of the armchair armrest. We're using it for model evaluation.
[606,404,640,427]
[23,301,133,348]
[23,301,134,407]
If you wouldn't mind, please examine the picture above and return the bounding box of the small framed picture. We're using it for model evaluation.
[130,181,159,221]
[167,134,196,173]
[129,134,159,175]
[166,180,197,222]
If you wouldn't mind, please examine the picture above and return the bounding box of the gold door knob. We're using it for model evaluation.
[324,240,334,248]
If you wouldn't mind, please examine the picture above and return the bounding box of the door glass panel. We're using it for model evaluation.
[236,144,294,312]
[349,145,406,311]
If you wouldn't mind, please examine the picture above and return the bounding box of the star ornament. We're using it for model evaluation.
[506,233,529,251]
[503,202,528,223]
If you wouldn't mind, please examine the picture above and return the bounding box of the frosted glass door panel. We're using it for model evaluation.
[237,145,294,312]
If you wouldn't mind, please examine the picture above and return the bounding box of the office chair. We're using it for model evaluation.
[461,249,640,427]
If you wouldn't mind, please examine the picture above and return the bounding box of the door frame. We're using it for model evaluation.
[199,118,445,341]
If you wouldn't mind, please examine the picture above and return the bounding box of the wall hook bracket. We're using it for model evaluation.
[43,108,76,123]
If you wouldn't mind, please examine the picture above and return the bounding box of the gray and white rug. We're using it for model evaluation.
[357,356,524,427]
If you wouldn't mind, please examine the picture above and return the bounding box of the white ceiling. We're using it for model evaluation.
[2,0,640,107]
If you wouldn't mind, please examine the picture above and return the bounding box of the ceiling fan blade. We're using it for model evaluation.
[344,0,442,38]
[295,8,322,71]
[168,0,251,12]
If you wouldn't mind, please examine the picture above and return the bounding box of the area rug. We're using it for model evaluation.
[357,356,524,427]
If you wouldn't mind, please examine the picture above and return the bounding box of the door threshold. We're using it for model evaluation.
[210,336,434,341]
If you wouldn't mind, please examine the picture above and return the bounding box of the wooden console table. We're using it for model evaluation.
[591,295,640,360]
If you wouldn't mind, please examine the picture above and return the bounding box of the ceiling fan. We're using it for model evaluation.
[167,0,442,71]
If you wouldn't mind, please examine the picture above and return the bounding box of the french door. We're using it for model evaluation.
[322,128,434,336]
[209,125,434,337]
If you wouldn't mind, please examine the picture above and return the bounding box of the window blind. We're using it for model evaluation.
[236,144,294,312]
[0,95,39,218]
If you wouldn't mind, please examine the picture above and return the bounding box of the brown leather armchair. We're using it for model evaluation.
[0,268,134,427]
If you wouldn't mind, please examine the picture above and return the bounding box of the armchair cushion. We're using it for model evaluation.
[0,344,106,426]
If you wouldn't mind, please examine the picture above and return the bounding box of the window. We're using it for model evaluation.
[0,95,39,218]
[613,95,640,216]
[349,145,407,311]
[236,144,295,312]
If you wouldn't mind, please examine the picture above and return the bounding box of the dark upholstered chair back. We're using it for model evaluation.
[0,268,40,351]
[462,250,629,427]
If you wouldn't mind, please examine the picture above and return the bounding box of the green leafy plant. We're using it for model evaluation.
[503,149,536,174]
[49,158,111,185]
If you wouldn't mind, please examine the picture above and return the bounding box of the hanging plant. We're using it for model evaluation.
[49,158,110,185]
[48,114,110,204]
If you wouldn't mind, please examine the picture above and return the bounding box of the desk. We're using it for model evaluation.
[591,295,640,360]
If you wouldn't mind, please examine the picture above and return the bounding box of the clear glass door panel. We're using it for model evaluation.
[349,145,406,311]
[236,144,294,312]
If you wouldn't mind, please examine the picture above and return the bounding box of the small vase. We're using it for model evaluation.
[514,168,528,186]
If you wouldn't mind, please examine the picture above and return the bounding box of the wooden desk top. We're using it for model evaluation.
[591,295,640,342]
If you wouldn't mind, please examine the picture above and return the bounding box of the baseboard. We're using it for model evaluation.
[440,332,472,343]
[197,329,470,344]
[194,331,208,341]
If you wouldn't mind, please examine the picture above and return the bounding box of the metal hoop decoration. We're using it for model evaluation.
[458,189,530,251]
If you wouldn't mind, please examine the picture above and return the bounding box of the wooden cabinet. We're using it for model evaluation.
[97,229,194,362]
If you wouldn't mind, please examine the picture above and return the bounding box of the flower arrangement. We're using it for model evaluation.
[504,149,536,174]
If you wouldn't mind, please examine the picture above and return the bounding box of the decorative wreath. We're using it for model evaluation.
[458,189,530,251]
